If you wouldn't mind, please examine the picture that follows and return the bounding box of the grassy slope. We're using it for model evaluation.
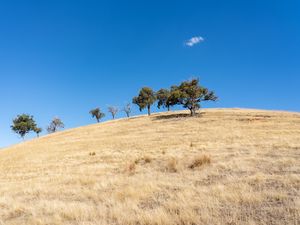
[0,108,299,225]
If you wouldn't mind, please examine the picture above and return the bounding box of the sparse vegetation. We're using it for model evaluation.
[1,108,299,225]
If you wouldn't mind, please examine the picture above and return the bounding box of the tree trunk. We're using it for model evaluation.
[147,105,151,116]
[167,106,170,111]
[190,108,196,116]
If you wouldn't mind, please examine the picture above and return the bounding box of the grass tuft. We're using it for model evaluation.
[188,154,211,169]
[166,158,179,173]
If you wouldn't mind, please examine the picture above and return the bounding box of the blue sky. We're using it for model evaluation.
[0,0,299,147]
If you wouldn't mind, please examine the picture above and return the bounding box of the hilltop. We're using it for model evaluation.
[0,109,299,225]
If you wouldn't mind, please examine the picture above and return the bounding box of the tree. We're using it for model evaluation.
[108,106,118,119]
[168,85,182,108]
[33,127,42,137]
[47,117,64,133]
[123,103,131,118]
[176,78,217,116]
[11,114,37,139]
[132,87,156,116]
[156,88,172,111]
[89,108,105,123]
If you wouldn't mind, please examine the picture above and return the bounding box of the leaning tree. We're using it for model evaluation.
[176,79,217,116]
[132,87,156,116]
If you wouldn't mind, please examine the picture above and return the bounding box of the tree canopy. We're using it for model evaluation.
[156,88,172,111]
[11,114,37,139]
[132,87,156,116]
[47,117,64,133]
[175,78,217,116]
[90,108,105,123]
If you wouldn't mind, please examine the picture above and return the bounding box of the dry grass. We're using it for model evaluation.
[0,108,299,225]
[166,157,179,173]
[188,154,211,169]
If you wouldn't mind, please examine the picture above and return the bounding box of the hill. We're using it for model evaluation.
[0,109,299,225]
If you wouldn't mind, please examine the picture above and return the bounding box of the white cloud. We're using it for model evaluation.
[185,36,204,47]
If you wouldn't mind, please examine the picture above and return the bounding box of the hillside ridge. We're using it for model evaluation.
[2,108,300,151]
[0,108,299,225]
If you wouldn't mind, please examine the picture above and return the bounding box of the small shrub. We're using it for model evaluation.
[134,156,152,164]
[144,156,152,163]
[167,158,178,173]
[89,152,96,156]
[162,150,166,155]
[190,142,194,148]
[189,154,211,169]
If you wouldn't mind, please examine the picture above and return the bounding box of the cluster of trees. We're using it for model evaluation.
[89,78,217,123]
[132,78,217,116]
[89,104,131,123]
[11,78,217,139]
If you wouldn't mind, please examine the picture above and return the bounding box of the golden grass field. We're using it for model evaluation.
[0,108,299,225]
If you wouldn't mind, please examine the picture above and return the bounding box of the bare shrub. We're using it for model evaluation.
[108,106,118,119]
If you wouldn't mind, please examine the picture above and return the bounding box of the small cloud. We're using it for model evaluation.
[185,36,204,47]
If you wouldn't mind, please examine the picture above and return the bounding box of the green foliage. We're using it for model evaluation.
[132,87,156,115]
[33,127,43,137]
[11,114,37,139]
[89,108,105,123]
[156,88,172,111]
[175,78,217,116]
[47,117,64,133]
[168,85,183,107]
